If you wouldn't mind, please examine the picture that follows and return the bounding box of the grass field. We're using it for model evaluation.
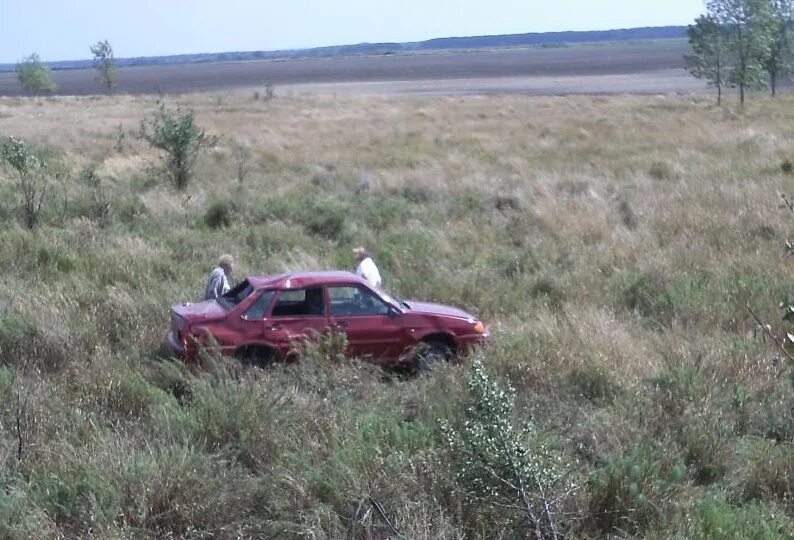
[0,90,793,538]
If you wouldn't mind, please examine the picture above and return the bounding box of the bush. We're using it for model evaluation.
[203,200,232,229]
[442,358,571,538]
[569,361,620,403]
[648,160,677,181]
[78,165,112,225]
[15,53,57,94]
[588,444,686,535]
[622,273,675,326]
[692,495,793,540]
[139,103,219,189]
[302,202,346,239]
[0,137,54,230]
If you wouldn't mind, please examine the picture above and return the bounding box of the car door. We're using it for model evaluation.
[238,289,277,344]
[265,287,328,358]
[327,284,404,363]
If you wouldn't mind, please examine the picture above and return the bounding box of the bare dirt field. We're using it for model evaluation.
[0,40,707,96]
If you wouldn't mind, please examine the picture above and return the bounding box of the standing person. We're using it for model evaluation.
[353,247,382,289]
[204,254,234,300]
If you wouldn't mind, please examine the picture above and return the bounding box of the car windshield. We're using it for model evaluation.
[217,279,254,310]
[375,289,406,310]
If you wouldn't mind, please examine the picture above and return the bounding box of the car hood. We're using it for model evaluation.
[171,300,227,321]
[402,300,476,320]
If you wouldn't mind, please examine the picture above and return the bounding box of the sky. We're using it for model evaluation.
[0,0,705,64]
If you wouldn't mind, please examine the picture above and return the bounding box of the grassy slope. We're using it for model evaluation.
[0,91,793,538]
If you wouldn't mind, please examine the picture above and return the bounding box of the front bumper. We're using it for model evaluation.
[166,330,190,359]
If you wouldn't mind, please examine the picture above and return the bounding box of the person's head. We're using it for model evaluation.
[218,254,234,276]
[352,247,369,262]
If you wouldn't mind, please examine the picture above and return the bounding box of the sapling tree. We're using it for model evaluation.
[139,103,219,190]
[687,14,732,105]
[441,358,573,539]
[90,39,117,91]
[707,0,775,105]
[763,0,794,96]
[0,137,53,229]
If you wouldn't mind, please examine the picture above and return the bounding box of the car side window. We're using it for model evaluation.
[271,287,325,317]
[242,290,276,320]
[329,286,390,316]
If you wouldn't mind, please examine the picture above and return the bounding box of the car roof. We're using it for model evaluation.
[247,270,367,290]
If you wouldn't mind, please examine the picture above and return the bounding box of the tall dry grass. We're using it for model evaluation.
[0,90,792,537]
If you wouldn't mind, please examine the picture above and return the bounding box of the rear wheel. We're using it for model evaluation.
[414,340,454,374]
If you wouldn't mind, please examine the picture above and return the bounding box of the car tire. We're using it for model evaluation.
[414,340,453,374]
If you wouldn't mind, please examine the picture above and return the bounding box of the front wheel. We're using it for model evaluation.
[414,340,454,374]
[236,346,276,369]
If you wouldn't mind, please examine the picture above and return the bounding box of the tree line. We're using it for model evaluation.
[15,40,117,94]
[687,0,794,105]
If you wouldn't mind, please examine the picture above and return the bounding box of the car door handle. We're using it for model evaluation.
[267,324,282,331]
[331,322,347,329]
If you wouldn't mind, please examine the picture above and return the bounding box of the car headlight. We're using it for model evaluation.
[473,321,486,334]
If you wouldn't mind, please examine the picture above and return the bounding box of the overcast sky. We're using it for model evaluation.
[0,0,705,64]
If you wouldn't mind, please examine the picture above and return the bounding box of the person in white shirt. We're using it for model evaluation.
[204,254,234,300]
[353,247,382,289]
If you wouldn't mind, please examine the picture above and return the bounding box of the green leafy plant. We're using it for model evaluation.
[15,53,57,94]
[442,358,572,539]
[203,201,232,229]
[0,137,53,229]
[139,103,219,189]
[90,39,117,90]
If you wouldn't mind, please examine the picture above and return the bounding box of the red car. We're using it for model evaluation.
[166,271,488,369]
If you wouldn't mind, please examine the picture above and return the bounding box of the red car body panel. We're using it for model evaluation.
[167,271,488,366]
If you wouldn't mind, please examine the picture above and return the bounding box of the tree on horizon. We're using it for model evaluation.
[15,53,57,94]
[90,39,117,91]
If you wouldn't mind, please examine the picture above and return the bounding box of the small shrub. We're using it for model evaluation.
[648,160,676,181]
[681,415,729,485]
[116,195,147,224]
[263,83,275,101]
[737,441,794,506]
[494,195,522,212]
[204,201,232,229]
[693,495,794,540]
[33,461,120,533]
[569,361,620,403]
[79,165,112,225]
[530,277,565,308]
[782,158,793,175]
[622,273,675,326]
[302,202,346,239]
[0,137,54,229]
[399,185,434,204]
[618,198,638,229]
[588,444,685,535]
[15,53,57,94]
[0,315,36,360]
[441,358,571,538]
[495,248,538,279]
[138,103,219,190]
